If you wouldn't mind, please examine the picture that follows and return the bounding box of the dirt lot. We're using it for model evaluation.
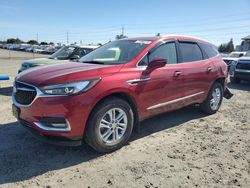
[0,49,249,188]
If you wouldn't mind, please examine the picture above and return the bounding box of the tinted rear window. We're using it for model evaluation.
[179,42,203,62]
[199,43,218,58]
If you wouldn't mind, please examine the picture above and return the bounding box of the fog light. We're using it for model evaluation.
[34,117,71,132]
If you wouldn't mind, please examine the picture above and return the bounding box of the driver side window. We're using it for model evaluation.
[138,42,177,66]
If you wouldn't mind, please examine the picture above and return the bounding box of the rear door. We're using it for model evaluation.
[177,41,216,102]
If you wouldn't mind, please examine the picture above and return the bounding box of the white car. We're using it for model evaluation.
[223,51,246,70]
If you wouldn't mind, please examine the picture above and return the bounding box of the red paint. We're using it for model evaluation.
[14,36,227,140]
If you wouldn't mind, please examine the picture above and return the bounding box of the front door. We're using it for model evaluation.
[133,41,187,119]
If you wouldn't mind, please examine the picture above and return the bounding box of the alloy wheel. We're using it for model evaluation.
[98,108,128,145]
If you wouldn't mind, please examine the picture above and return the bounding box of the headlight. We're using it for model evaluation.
[40,79,100,95]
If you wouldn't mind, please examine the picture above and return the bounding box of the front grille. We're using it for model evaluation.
[14,82,37,105]
[236,61,250,70]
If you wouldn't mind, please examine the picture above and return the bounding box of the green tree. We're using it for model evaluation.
[227,38,234,53]
[40,41,48,45]
[218,38,235,53]
[6,38,23,44]
[27,40,38,45]
[218,44,226,53]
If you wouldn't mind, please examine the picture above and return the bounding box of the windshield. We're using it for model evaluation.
[50,46,76,60]
[229,52,242,58]
[50,46,94,60]
[79,40,151,65]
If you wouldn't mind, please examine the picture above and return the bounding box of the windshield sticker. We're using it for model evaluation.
[135,40,152,45]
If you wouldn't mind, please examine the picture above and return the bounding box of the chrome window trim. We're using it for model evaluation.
[34,119,71,132]
[136,39,220,68]
[147,91,205,110]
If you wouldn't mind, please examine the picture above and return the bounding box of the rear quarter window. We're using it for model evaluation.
[179,42,203,62]
[199,43,218,58]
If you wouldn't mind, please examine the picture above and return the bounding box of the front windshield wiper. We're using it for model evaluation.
[81,61,105,64]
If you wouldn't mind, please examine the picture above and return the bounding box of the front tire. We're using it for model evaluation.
[84,97,134,153]
[200,82,223,114]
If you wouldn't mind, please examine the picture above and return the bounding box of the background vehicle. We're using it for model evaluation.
[12,36,231,153]
[229,50,250,84]
[220,53,229,58]
[18,45,99,73]
[223,51,246,70]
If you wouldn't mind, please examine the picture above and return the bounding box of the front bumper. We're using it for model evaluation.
[234,70,250,81]
[20,119,82,146]
[12,88,95,142]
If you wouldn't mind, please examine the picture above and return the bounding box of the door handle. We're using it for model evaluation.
[207,67,213,72]
[174,71,182,77]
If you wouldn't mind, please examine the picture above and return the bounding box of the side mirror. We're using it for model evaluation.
[143,57,167,74]
[70,55,80,60]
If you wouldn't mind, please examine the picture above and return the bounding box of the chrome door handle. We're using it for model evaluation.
[174,71,182,77]
[207,67,213,72]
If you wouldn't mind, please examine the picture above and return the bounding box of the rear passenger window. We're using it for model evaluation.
[179,42,203,62]
[199,43,218,58]
[149,42,177,64]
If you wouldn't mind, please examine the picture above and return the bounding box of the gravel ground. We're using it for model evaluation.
[0,49,249,188]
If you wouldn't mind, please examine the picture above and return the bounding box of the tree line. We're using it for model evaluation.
[218,38,235,53]
[1,36,236,53]
[0,38,54,45]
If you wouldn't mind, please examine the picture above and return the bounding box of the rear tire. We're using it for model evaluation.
[230,76,240,84]
[84,97,134,153]
[200,82,223,114]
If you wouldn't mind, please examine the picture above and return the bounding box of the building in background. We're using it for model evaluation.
[236,35,250,51]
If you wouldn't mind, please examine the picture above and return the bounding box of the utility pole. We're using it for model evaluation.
[67,32,69,44]
[36,33,39,43]
[122,25,124,36]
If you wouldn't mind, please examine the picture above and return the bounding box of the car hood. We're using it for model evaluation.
[16,62,123,86]
[23,58,69,65]
[222,57,239,61]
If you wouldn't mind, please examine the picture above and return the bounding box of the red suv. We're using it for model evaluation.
[12,36,232,152]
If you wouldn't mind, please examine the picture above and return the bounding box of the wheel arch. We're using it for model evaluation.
[215,77,226,88]
[84,91,139,136]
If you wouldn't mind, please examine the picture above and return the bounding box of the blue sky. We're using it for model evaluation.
[0,0,249,46]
